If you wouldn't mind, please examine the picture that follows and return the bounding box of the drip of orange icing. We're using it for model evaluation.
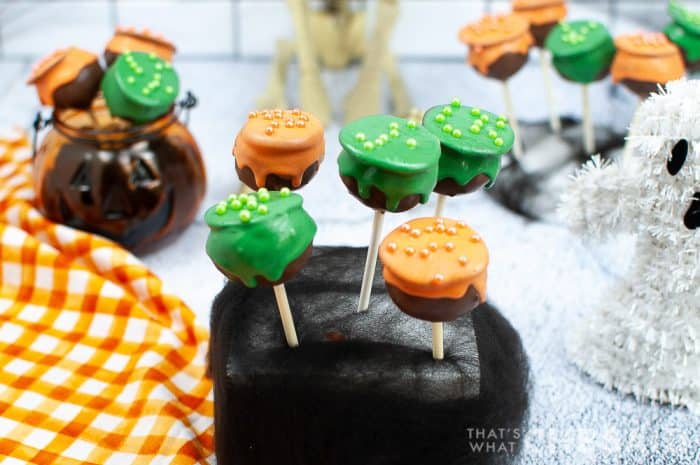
[379,217,489,300]
[611,33,686,84]
[459,14,534,74]
[26,47,99,106]
[233,109,325,189]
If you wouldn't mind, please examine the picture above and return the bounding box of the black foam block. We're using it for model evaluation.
[210,247,529,465]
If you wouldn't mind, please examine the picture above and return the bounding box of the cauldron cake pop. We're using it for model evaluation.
[27,47,103,109]
[545,20,615,84]
[205,188,317,347]
[104,26,176,65]
[379,217,488,359]
[611,33,686,98]
[423,99,514,198]
[665,0,700,71]
[338,114,440,212]
[101,51,179,125]
[512,0,568,47]
[234,109,325,190]
[458,13,534,81]
[205,188,316,286]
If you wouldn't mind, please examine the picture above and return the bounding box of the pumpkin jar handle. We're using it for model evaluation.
[177,90,197,127]
[31,111,52,159]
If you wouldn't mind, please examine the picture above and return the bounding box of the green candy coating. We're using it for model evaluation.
[666,1,700,62]
[205,190,316,288]
[101,51,179,125]
[423,103,513,189]
[338,114,440,212]
[545,20,615,84]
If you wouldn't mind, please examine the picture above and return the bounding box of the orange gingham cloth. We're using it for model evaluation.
[0,129,214,464]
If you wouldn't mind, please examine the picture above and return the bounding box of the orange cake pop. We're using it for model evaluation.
[234,109,325,190]
[611,32,686,98]
[27,47,103,109]
[379,217,488,323]
[512,0,568,47]
[459,13,534,81]
[104,26,176,65]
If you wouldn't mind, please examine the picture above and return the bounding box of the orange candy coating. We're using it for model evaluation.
[611,33,686,86]
[458,14,534,75]
[379,217,488,300]
[27,47,99,106]
[234,109,325,189]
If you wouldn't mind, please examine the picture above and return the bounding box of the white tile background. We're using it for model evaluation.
[1,0,698,60]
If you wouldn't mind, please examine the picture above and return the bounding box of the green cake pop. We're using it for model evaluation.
[338,114,441,313]
[423,99,514,198]
[101,51,179,125]
[545,20,615,83]
[665,0,700,70]
[205,188,317,347]
[338,115,440,213]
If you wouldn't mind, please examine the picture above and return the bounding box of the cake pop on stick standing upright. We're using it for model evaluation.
[611,32,686,161]
[545,20,615,155]
[512,0,568,133]
[104,26,176,65]
[423,99,515,217]
[234,109,325,190]
[338,115,441,312]
[205,188,317,347]
[459,13,533,159]
[379,217,489,360]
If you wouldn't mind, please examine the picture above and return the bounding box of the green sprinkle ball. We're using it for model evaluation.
[355,132,366,142]
[488,130,498,139]
[258,188,270,203]
[363,141,375,151]
[480,115,489,123]
[257,205,268,215]
[230,199,242,210]
[452,129,462,138]
[470,107,481,117]
[451,98,461,108]
[435,114,446,123]
[494,138,504,147]
[406,138,417,148]
[389,122,400,130]
[496,121,506,129]
[240,195,248,205]
[239,210,251,222]
[379,134,389,142]
[215,202,227,215]
[442,106,453,116]
[375,138,385,146]
[280,187,291,198]
[442,124,453,133]
[407,120,417,129]
[390,129,400,137]
[470,125,481,134]
[474,119,484,127]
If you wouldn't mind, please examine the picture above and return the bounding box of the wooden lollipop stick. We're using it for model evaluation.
[434,193,446,218]
[237,184,253,195]
[539,50,561,134]
[357,210,385,312]
[581,84,595,154]
[432,322,444,360]
[501,82,524,159]
[273,284,299,348]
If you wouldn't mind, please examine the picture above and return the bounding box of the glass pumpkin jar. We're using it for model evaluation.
[32,95,206,251]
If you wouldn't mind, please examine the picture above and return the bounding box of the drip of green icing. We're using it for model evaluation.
[437,146,501,188]
[545,20,615,84]
[204,190,316,287]
[666,1,700,61]
[101,51,179,124]
[422,103,512,189]
[338,114,440,212]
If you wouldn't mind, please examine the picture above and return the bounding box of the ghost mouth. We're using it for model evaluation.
[685,192,700,230]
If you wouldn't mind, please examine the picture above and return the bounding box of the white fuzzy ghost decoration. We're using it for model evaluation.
[559,79,700,413]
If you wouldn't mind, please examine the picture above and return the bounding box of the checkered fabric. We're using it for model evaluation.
[0,129,214,464]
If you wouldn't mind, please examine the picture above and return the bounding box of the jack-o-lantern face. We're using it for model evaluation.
[34,115,206,250]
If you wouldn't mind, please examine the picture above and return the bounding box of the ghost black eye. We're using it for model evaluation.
[668,139,688,176]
